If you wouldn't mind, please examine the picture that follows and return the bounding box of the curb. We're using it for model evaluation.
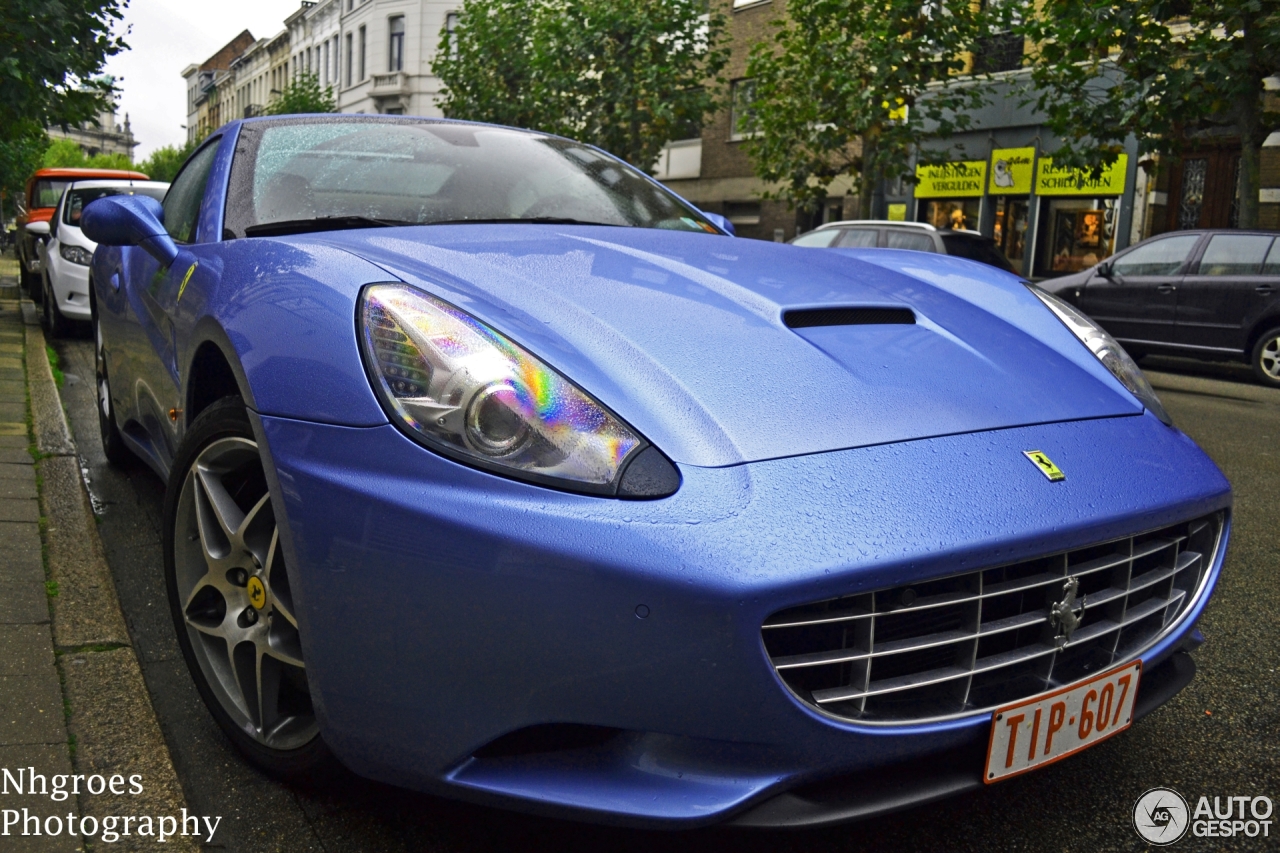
[23,303,199,852]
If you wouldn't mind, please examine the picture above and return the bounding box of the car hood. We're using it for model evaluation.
[314,226,1142,468]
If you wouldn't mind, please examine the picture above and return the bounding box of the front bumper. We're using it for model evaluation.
[47,254,91,320]
[255,410,1230,827]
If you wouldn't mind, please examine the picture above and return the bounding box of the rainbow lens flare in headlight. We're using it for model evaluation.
[360,283,644,489]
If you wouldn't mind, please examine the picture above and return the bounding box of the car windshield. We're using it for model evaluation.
[32,179,70,209]
[226,118,718,237]
[64,186,167,226]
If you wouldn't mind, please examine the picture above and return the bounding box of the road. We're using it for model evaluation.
[51,333,1279,853]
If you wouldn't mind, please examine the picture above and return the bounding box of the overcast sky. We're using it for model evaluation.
[103,0,303,160]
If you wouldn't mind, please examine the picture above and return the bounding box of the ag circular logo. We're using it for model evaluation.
[1134,788,1190,845]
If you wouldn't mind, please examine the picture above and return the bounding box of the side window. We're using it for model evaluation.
[885,230,934,252]
[836,229,879,248]
[1111,235,1199,277]
[1196,234,1274,276]
[791,229,841,248]
[163,140,221,244]
[1265,240,1280,276]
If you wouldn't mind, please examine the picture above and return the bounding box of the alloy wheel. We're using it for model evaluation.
[1258,334,1280,382]
[172,436,317,749]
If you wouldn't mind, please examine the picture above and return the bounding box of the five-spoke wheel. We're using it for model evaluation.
[165,398,332,777]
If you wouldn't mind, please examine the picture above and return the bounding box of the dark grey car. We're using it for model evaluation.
[1042,230,1280,387]
[791,220,1017,273]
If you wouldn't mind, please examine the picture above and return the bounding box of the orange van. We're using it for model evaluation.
[16,167,149,291]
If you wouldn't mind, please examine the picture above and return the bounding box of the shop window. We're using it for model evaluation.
[993,197,1028,264]
[919,198,980,231]
[1036,198,1118,276]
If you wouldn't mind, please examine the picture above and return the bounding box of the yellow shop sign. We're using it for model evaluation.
[1035,155,1128,196]
[914,160,987,198]
[988,147,1035,195]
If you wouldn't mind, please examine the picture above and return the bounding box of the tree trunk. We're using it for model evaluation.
[1236,82,1263,230]
[858,132,878,219]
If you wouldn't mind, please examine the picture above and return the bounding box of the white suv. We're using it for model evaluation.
[39,178,169,335]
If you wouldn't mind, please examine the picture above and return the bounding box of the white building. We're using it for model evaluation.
[287,0,343,95]
[337,0,456,116]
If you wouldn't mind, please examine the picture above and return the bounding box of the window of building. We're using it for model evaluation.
[729,80,758,141]
[345,33,353,86]
[445,11,459,55]
[323,41,330,84]
[1036,197,1120,276]
[389,16,405,72]
[359,26,367,80]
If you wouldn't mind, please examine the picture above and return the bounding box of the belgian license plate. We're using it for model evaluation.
[984,659,1141,783]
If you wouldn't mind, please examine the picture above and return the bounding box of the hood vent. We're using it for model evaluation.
[784,307,916,329]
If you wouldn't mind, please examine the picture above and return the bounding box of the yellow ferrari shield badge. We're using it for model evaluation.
[1023,450,1065,482]
[246,576,266,610]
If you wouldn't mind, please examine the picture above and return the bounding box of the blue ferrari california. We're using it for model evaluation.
[81,115,1230,828]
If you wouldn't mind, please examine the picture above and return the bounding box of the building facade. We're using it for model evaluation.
[184,30,258,142]
[46,105,138,159]
[662,0,1280,260]
[337,0,455,116]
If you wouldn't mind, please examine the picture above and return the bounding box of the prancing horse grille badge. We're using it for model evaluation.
[1023,450,1065,481]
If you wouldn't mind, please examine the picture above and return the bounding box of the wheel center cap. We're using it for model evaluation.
[247,576,266,610]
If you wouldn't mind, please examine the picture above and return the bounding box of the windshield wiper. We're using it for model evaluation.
[243,215,412,237]
[424,217,622,227]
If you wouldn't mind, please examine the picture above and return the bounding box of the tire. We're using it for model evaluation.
[163,398,336,781]
[41,272,70,338]
[92,304,136,466]
[1251,327,1280,388]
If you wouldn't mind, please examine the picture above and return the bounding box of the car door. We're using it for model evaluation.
[1176,233,1277,353]
[119,140,221,467]
[1079,233,1202,347]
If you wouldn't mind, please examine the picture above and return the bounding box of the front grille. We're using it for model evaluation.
[762,513,1223,724]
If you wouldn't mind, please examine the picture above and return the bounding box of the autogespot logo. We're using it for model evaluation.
[1134,788,1190,845]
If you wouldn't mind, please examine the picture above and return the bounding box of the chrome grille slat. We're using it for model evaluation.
[762,513,1223,724]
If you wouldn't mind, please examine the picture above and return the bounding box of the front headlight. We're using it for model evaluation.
[359,283,680,498]
[1027,284,1172,425]
[59,244,93,266]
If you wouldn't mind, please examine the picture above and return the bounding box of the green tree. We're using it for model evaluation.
[0,0,127,133]
[0,122,46,221]
[1020,0,1279,228]
[136,140,199,183]
[434,0,729,171]
[263,72,337,115]
[744,0,1001,218]
[40,137,133,170]
[0,0,127,209]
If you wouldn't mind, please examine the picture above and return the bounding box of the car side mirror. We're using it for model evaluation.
[81,195,179,267]
[701,211,736,237]
[1096,260,1114,279]
[24,221,49,237]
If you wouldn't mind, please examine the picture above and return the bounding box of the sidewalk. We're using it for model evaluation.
[0,262,196,852]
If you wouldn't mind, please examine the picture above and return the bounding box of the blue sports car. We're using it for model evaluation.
[82,115,1230,828]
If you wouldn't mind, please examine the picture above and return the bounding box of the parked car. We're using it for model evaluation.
[81,115,1228,828]
[16,166,150,295]
[791,219,1017,273]
[1042,230,1280,387]
[38,178,170,336]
